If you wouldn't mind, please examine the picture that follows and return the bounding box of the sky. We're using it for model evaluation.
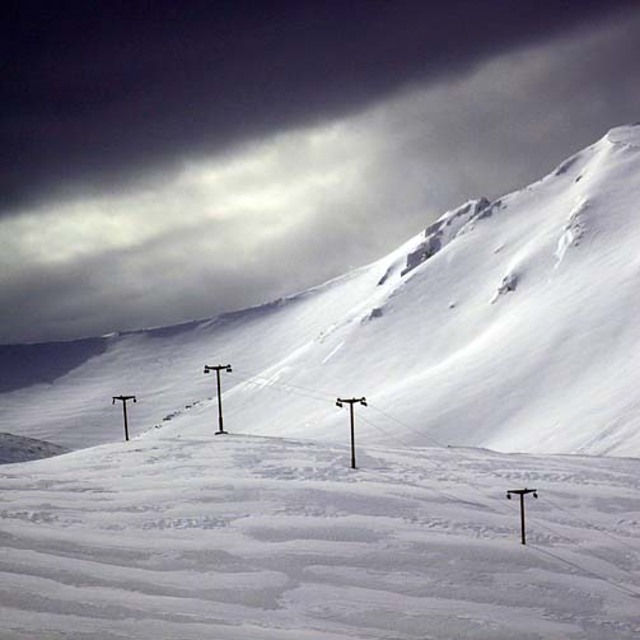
[2,0,640,345]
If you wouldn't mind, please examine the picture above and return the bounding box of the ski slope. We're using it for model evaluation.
[1,429,639,639]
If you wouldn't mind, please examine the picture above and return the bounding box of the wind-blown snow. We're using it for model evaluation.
[1,432,639,639]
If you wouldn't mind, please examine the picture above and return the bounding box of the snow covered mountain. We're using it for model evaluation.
[1,126,640,640]
[3,124,640,456]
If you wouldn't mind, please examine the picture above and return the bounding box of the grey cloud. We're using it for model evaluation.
[2,8,640,344]
[352,11,640,237]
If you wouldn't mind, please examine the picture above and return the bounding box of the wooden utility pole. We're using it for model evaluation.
[506,488,538,545]
[336,397,367,469]
[204,364,232,434]
[112,395,137,442]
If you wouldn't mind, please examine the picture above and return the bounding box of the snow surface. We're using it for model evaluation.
[1,125,640,638]
[1,430,639,639]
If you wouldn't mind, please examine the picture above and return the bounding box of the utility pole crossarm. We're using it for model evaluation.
[336,396,367,469]
[112,395,137,403]
[204,364,233,435]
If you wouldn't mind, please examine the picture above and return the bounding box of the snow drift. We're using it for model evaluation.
[2,434,639,639]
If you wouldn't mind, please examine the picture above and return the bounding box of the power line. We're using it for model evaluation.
[221,372,640,554]
[227,370,334,404]
[357,409,640,591]
[543,495,640,554]
[367,403,447,448]
[157,364,640,591]
[529,545,640,599]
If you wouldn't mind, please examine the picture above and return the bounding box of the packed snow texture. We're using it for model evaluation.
[1,433,639,639]
[1,125,640,639]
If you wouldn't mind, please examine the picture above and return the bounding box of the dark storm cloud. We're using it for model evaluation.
[2,0,637,213]
[0,208,363,343]
[2,1,640,345]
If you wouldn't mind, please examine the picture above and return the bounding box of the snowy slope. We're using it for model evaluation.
[2,124,640,456]
[1,430,639,639]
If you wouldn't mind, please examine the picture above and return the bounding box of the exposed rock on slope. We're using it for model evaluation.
[401,198,490,276]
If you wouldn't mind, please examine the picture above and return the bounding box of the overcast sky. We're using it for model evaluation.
[2,0,640,344]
